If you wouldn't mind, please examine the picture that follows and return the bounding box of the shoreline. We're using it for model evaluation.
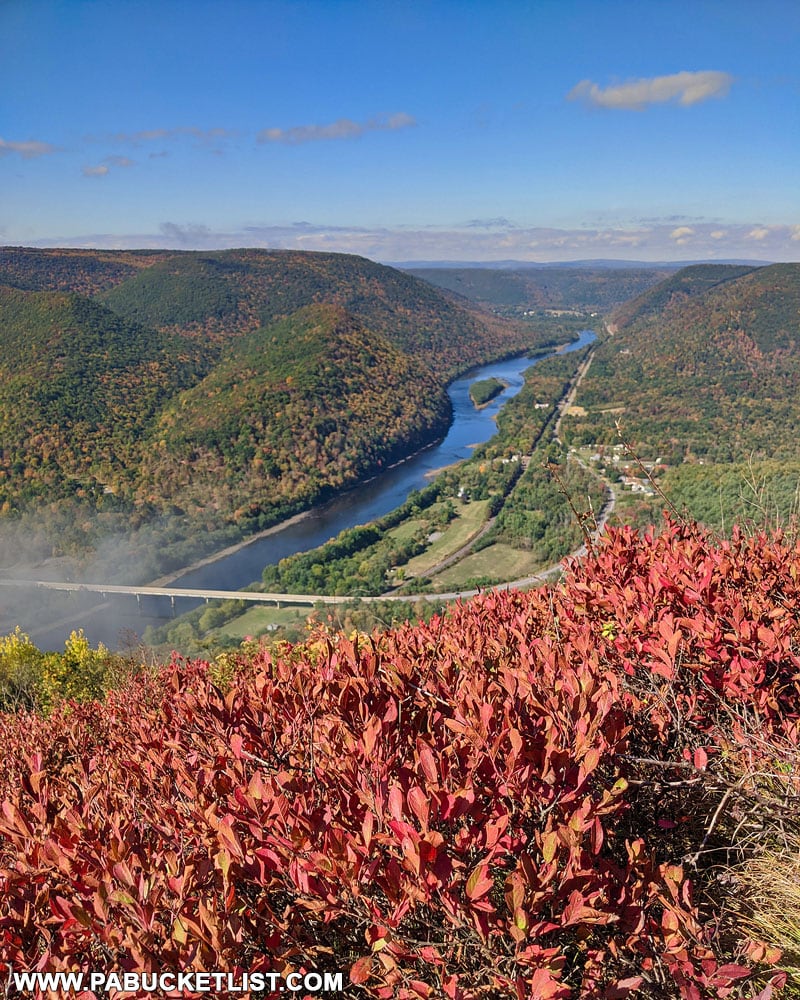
[147,507,319,588]
[148,435,450,588]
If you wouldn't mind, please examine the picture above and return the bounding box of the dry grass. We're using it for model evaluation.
[734,850,800,994]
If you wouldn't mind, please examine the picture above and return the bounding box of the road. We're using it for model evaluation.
[2,342,617,614]
[554,349,594,444]
[0,465,616,610]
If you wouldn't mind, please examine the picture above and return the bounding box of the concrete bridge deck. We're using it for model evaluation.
[0,577,483,606]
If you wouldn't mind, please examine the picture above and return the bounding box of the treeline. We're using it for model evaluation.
[0,247,554,577]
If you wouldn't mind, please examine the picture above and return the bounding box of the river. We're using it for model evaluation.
[25,330,595,649]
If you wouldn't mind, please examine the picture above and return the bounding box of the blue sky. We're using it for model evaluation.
[2,0,798,261]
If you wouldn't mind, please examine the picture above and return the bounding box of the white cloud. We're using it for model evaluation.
[568,71,733,110]
[28,220,800,263]
[0,137,57,158]
[257,112,416,145]
[670,226,695,242]
[82,164,110,177]
[748,227,771,240]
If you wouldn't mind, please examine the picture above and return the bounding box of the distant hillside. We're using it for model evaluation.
[406,265,671,313]
[138,304,450,528]
[393,257,769,269]
[610,263,758,328]
[0,247,548,570]
[98,249,532,380]
[563,261,800,472]
[0,286,204,511]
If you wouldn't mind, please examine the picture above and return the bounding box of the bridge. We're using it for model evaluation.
[0,577,493,607]
[0,470,614,615]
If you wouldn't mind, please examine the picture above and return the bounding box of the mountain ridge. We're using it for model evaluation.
[0,247,543,571]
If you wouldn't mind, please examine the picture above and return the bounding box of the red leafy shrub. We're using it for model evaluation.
[0,520,798,998]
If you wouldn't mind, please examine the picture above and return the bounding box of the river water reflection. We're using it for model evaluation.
[30,330,594,648]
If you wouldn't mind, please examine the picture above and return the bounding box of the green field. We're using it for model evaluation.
[401,499,491,578]
[430,542,550,590]
[216,604,310,642]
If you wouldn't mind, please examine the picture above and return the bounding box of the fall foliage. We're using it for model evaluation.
[0,519,798,997]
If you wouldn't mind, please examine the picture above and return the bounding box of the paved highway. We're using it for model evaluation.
[0,577,529,606]
[0,341,616,615]
[2,337,619,633]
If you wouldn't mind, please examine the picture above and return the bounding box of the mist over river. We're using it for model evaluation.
[20,331,595,650]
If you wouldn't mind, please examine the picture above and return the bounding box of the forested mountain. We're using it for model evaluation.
[562,263,800,525]
[138,304,450,527]
[98,249,531,379]
[405,265,671,312]
[0,286,205,512]
[609,262,758,329]
[0,247,541,570]
[0,247,159,295]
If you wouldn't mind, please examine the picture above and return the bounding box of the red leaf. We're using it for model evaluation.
[418,743,438,784]
[350,956,372,985]
[465,862,493,901]
[715,963,752,981]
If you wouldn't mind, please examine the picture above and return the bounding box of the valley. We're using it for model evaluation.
[4,7,799,996]
[7,331,600,650]
[0,247,555,582]
[5,255,800,655]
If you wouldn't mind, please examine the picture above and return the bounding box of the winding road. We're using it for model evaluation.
[4,342,617,614]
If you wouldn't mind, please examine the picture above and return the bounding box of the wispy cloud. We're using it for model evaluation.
[257,112,416,145]
[463,217,518,230]
[568,71,733,110]
[31,220,799,263]
[82,155,136,178]
[0,137,58,159]
[112,127,237,145]
[159,222,213,244]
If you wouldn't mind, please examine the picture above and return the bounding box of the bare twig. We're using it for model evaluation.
[545,460,595,554]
